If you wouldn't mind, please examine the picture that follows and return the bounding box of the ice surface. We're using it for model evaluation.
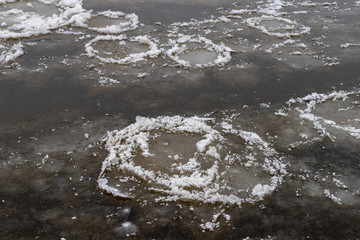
[276,89,360,146]
[0,0,90,39]
[98,115,287,206]
[1,0,360,237]
[85,35,161,64]
[0,0,357,81]
[85,10,139,34]
[166,35,233,68]
[272,89,360,205]
[246,15,311,38]
[0,41,23,64]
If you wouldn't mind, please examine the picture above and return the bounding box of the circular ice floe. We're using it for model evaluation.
[85,10,139,34]
[0,0,90,39]
[85,35,161,64]
[166,35,234,69]
[246,15,311,38]
[275,89,360,148]
[0,41,23,64]
[292,159,360,206]
[98,116,287,206]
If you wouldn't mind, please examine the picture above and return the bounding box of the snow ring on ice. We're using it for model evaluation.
[276,89,360,147]
[0,0,90,39]
[98,116,287,206]
[85,35,161,64]
[85,10,139,34]
[166,35,234,69]
[246,15,311,38]
[0,41,23,64]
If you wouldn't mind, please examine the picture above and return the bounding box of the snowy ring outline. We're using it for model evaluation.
[246,15,311,38]
[98,116,287,206]
[166,35,233,69]
[85,34,161,64]
[86,10,139,34]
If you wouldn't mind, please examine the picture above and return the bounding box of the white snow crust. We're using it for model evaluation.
[0,41,23,64]
[85,35,161,64]
[98,115,287,206]
[166,35,234,69]
[0,0,90,39]
[85,10,139,34]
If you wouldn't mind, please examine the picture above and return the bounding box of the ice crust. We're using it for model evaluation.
[166,35,234,68]
[0,0,90,39]
[85,35,161,64]
[246,15,311,38]
[274,89,360,205]
[85,10,139,34]
[98,116,287,206]
[0,41,23,64]
[98,89,360,207]
[276,89,360,145]
[1,0,358,74]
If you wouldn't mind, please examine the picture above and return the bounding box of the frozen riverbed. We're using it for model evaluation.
[1,0,360,239]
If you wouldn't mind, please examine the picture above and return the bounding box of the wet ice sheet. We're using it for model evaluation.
[1,88,360,238]
[1,0,360,238]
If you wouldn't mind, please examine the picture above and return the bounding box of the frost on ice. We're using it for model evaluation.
[85,35,161,64]
[275,89,360,148]
[166,35,234,69]
[98,115,287,206]
[274,89,360,205]
[0,0,90,39]
[84,10,139,34]
[0,41,23,64]
[246,15,311,38]
[1,0,356,82]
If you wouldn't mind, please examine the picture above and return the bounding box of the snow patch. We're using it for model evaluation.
[0,41,23,64]
[0,0,90,39]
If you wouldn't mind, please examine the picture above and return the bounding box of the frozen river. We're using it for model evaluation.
[1,0,360,239]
